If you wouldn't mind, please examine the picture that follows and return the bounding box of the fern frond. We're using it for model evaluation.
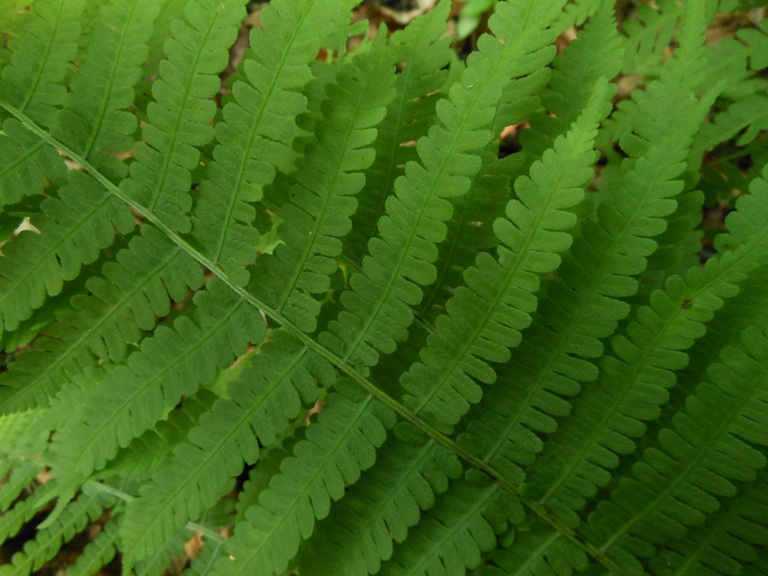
[0,488,113,576]
[190,0,355,287]
[621,0,682,75]
[399,79,614,433]
[250,29,397,332]
[0,171,135,340]
[0,225,202,413]
[582,321,768,573]
[378,475,521,576]
[51,278,264,481]
[0,118,65,206]
[119,0,245,232]
[649,466,768,576]
[486,520,589,576]
[345,0,452,265]
[322,0,568,369]
[185,537,225,576]
[0,0,84,127]
[120,332,326,565]
[300,437,462,576]
[213,389,394,576]
[456,3,710,500]
[52,0,162,179]
[66,515,120,576]
[528,160,768,529]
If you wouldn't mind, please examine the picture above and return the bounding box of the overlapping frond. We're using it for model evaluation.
[582,320,768,574]
[0,488,114,576]
[52,0,162,178]
[120,332,328,565]
[0,0,84,127]
[0,171,135,339]
[119,0,245,232]
[321,0,569,370]
[299,436,462,576]
[51,278,264,480]
[214,389,395,576]
[250,30,397,332]
[0,225,202,413]
[400,79,614,433]
[345,0,452,265]
[191,0,356,287]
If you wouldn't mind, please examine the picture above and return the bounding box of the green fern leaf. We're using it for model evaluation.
[300,437,462,576]
[65,516,120,576]
[0,225,202,413]
[399,79,614,433]
[191,0,355,287]
[52,0,162,179]
[119,0,245,232]
[51,278,264,480]
[214,389,394,576]
[120,332,327,565]
[250,30,397,332]
[0,0,84,127]
[0,488,113,576]
[322,0,569,369]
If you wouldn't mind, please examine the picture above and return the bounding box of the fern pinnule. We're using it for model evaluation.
[399,78,614,433]
[251,30,397,333]
[66,516,120,576]
[119,0,245,233]
[322,0,568,370]
[300,438,462,576]
[346,0,452,265]
[0,171,134,347]
[0,488,114,576]
[0,225,202,414]
[120,333,327,565]
[379,475,521,576]
[52,0,161,179]
[584,322,768,573]
[0,118,65,206]
[215,389,394,576]
[191,0,355,288]
[0,0,84,128]
[51,278,264,481]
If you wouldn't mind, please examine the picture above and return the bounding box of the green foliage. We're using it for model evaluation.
[0,0,767,575]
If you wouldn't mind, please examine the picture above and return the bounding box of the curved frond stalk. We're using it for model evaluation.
[582,322,768,573]
[250,30,397,332]
[191,0,355,288]
[0,118,65,207]
[0,488,114,576]
[526,161,768,528]
[120,332,328,565]
[321,0,569,369]
[345,0,452,266]
[378,475,522,576]
[119,0,245,232]
[0,225,203,414]
[0,171,135,340]
[299,437,462,576]
[399,80,614,433]
[53,0,162,179]
[0,0,84,127]
[214,390,395,576]
[51,278,265,482]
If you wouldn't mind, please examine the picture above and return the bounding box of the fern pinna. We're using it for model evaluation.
[0,0,767,574]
